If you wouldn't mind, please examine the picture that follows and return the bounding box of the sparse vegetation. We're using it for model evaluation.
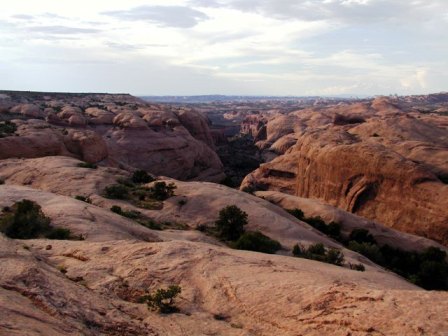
[0,199,73,240]
[346,229,448,290]
[74,195,92,203]
[110,205,140,219]
[0,120,17,137]
[288,209,342,241]
[104,184,129,199]
[215,205,248,241]
[139,285,182,314]
[131,170,154,184]
[349,263,366,272]
[76,162,98,169]
[147,182,177,201]
[287,208,304,220]
[232,231,281,254]
[292,243,345,266]
[349,228,376,245]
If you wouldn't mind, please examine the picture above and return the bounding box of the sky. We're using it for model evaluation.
[0,0,447,96]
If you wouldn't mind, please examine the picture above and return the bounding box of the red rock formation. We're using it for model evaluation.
[242,99,448,245]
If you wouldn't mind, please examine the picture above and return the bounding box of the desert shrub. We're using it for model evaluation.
[110,205,140,219]
[178,199,187,206]
[304,216,328,233]
[292,243,302,257]
[110,205,123,214]
[220,176,235,188]
[349,263,366,272]
[141,220,163,230]
[333,114,365,125]
[292,242,345,266]
[241,186,255,194]
[348,241,383,264]
[116,177,135,188]
[74,195,91,203]
[132,170,154,184]
[0,179,4,185]
[215,205,248,241]
[139,285,182,314]
[287,208,304,220]
[349,228,376,245]
[421,246,447,262]
[104,184,129,199]
[327,222,342,241]
[0,120,17,137]
[196,224,207,232]
[307,243,326,256]
[46,228,72,240]
[233,231,281,254]
[436,174,448,184]
[76,162,97,169]
[325,248,345,266]
[416,260,448,290]
[147,182,176,201]
[0,199,72,240]
[346,233,448,290]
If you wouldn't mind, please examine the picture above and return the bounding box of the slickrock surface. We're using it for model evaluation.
[0,92,224,182]
[1,237,448,336]
[241,98,448,245]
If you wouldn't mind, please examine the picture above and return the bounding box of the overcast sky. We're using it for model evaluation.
[1,0,447,96]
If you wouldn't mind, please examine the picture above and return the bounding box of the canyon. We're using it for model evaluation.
[0,91,447,335]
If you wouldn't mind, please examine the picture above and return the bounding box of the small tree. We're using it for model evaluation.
[0,199,72,240]
[233,231,281,254]
[215,205,248,241]
[349,228,376,244]
[132,170,154,184]
[287,208,304,220]
[104,184,129,199]
[140,285,182,314]
[148,182,176,201]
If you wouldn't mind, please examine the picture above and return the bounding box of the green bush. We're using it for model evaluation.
[110,205,140,219]
[46,228,72,240]
[287,208,304,220]
[74,195,91,203]
[349,263,366,272]
[349,228,376,244]
[292,242,345,267]
[327,222,342,240]
[110,205,123,214]
[304,217,327,232]
[147,182,176,201]
[325,248,345,266]
[233,231,281,254]
[0,199,72,240]
[104,184,129,199]
[307,243,326,256]
[0,120,17,137]
[141,220,163,230]
[348,241,383,264]
[76,162,97,169]
[132,170,154,184]
[215,205,248,241]
[139,285,182,314]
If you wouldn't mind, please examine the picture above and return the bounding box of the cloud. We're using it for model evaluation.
[11,14,34,20]
[192,0,448,25]
[26,25,101,35]
[102,5,209,28]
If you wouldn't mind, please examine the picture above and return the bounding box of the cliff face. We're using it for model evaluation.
[242,99,448,245]
[0,93,224,182]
